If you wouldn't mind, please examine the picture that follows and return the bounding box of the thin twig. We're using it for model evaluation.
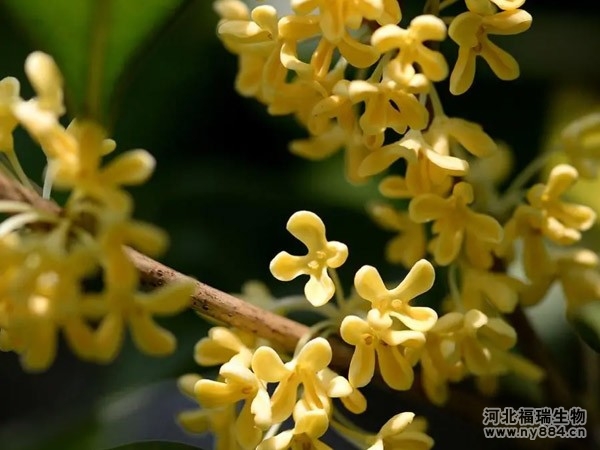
[127,247,308,353]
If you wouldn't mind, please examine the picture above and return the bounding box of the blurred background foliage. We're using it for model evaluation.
[0,1,599,449]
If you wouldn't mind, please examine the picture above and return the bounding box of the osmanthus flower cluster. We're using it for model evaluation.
[0,1,597,448]
[0,52,194,371]
[178,211,435,449]
[191,0,600,448]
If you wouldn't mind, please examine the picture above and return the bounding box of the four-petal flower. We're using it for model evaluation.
[354,259,438,331]
[270,211,348,306]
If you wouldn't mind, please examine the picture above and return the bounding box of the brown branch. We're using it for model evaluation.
[0,174,60,214]
[126,247,308,353]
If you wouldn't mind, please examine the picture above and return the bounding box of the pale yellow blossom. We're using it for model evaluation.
[12,52,65,134]
[368,202,426,268]
[420,310,543,405]
[318,367,367,414]
[176,374,239,450]
[526,164,596,245]
[270,211,348,307]
[195,359,271,449]
[498,204,554,282]
[460,265,523,313]
[366,412,434,450]
[0,77,20,152]
[0,227,97,371]
[194,326,258,368]
[448,8,532,95]
[424,115,497,158]
[83,249,194,361]
[340,314,424,389]
[555,249,600,312]
[291,120,382,184]
[271,59,348,132]
[371,15,448,83]
[291,0,401,42]
[279,14,379,78]
[409,182,503,266]
[561,112,600,179]
[354,259,437,331]
[332,79,428,138]
[252,337,333,423]
[257,408,331,450]
[360,130,468,198]
[217,5,291,101]
[466,0,527,14]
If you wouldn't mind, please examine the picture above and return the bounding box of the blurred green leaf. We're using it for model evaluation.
[570,301,600,353]
[109,442,202,450]
[2,0,190,123]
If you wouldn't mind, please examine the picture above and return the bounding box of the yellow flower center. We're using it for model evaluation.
[29,295,50,316]
[307,250,327,270]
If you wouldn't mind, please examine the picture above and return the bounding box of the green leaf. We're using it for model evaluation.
[570,301,600,353]
[109,442,202,450]
[1,0,190,124]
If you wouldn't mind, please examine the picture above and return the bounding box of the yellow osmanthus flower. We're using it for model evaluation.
[278,14,378,79]
[498,204,554,282]
[12,52,65,138]
[354,259,437,331]
[257,407,331,450]
[194,326,258,368]
[303,61,360,136]
[214,0,248,21]
[460,264,522,313]
[366,413,434,450]
[448,7,532,95]
[53,120,155,214]
[0,227,97,371]
[290,124,374,184]
[195,359,271,449]
[177,374,239,450]
[270,211,348,307]
[291,0,401,43]
[555,249,600,312]
[501,162,595,284]
[371,15,448,83]
[216,4,287,101]
[318,367,367,414]
[368,202,426,268]
[251,337,339,423]
[467,0,526,13]
[0,51,194,369]
[340,313,425,390]
[82,248,194,361]
[0,76,20,152]
[561,112,600,179]
[420,309,543,405]
[525,163,596,245]
[331,79,429,139]
[360,129,468,198]
[409,181,503,266]
[424,115,497,158]
[284,0,400,74]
